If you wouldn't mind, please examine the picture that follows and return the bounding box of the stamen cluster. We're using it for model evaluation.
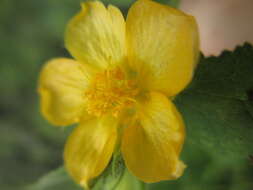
[84,68,137,117]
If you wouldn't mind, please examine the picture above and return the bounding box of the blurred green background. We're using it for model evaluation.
[0,0,252,190]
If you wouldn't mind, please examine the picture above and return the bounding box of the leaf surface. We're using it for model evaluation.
[175,43,253,158]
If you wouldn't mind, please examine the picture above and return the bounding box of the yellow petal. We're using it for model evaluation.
[65,1,126,69]
[126,0,199,96]
[121,92,185,183]
[38,58,91,126]
[64,116,118,187]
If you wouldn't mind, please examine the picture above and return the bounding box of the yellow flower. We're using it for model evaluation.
[38,0,199,187]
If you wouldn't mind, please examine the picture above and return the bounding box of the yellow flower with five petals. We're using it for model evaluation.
[38,0,199,187]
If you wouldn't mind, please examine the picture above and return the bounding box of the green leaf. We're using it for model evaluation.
[155,0,181,8]
[101,0,181,9]
[101,0,135,8]
[91,153,125,190]
[175,43,253,159]
[26,167,82,190]
[112,169,146,190]
[27,153,145,190]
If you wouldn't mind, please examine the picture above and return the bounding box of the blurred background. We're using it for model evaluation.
[0,0,252,189]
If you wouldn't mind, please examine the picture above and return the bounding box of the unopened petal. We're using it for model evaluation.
[121,92,185,182]
[126,0,199,96]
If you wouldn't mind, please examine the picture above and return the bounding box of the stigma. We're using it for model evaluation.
[84,67,138,117]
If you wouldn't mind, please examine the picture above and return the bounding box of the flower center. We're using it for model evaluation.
[84,68,138,117]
